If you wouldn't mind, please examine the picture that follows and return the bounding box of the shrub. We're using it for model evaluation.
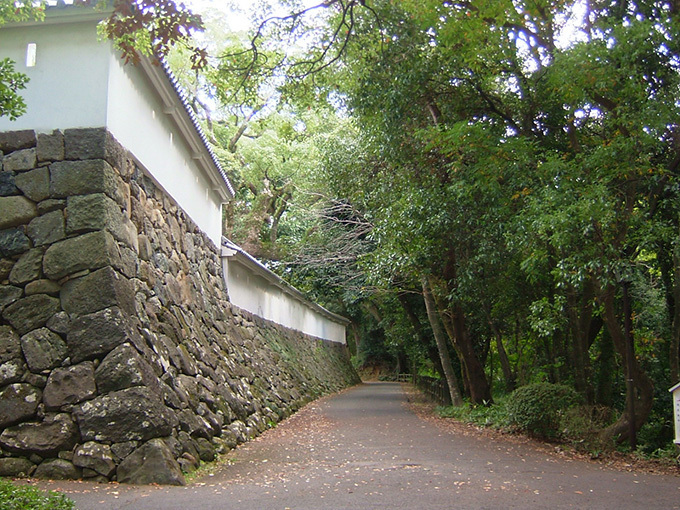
[507,383,581,438]
[0,478,74,510]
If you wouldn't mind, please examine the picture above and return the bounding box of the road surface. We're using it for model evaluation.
[28,382,680,509]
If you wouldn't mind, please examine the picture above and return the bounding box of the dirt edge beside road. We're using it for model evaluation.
[402,383,680,478]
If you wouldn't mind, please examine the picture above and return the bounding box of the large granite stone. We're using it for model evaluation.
[61,266,134,317]
[95,343,160,394]
[0,413,79,456]
[3,148,36,172]
[0,196,37,229]
[37,131,64,162]
[75,386,177,443]
[50,159,125,206]
[9,247,43,285]
[116,438,185,486]
[43,230,122,281]
[2,294,61,335]
[64,128,127,172]
[0,130,36,153]
[67,306,139,363]
[0,383,42,428]
[64,128,109,161]
[0,325,20,363]
[0,358,25,386]
[0,285,23,313]
[73,442,116,478]
[43,363,97,410]
[0,457,35,477]
[0,171,18,196]
[66,193,138,249]
[20,327,67,372]
[33,459,81,480]
[15,167,49,202]
[27,210,65,247]
[0,228,30,257]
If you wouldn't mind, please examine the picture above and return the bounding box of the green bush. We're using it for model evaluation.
[0,478,74,510]
[507,383,581,438]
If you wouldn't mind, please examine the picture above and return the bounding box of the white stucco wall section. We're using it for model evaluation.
[0,9,231,246]
[222,240,349,344]
[105,56,225,245]
[0,15,110,131]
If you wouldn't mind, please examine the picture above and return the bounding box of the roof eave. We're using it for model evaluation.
[221,238,351,326]
[139,56,234,201]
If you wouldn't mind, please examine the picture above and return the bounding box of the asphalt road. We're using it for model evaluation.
[28,382,680,509]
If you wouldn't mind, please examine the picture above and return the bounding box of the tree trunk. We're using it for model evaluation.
[398,293,445,379]
[421,276,464,406]
[485,311,516,391]
[429,277,492,404]
[568,278,597,404]
[595,326,615,407]
[599,285,655,444]
[482,301,515,391]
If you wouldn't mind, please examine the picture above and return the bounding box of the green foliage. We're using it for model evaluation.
[0,1,45,27]
[0,478,74,510]
[182,0,680,437]
[507,383,582,438]
[560,405,616,451]
[0,58,28,121]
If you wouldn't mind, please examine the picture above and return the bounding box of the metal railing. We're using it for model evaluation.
[391,373,452,406]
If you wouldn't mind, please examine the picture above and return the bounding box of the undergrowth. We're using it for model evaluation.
[0,478,74,510]
[437,396,679,464]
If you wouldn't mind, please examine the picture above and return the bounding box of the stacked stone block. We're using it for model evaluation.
[0,128,359,485]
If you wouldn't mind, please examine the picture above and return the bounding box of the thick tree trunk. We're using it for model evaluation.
[599,286,654,444]
[568,278,597,404]
[448,303,493,404]
[421,276,464,406]
[429,277,492,404]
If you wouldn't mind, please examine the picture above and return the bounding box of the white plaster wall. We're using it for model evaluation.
[0,13,225,246]
[105,56,224,246]
[0,18,110,132]
[224,259,347,344]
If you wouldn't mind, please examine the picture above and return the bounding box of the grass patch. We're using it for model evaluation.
[0,478,74,510]
[437,395,511,429]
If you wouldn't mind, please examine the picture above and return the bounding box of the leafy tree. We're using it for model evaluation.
[231,0,680,442]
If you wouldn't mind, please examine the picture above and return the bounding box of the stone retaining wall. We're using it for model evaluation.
[0,128,360,485]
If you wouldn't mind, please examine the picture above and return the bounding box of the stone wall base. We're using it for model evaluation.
[0,129,359,484]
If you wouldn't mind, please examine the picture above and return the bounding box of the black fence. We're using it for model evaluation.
[390,373,452,406]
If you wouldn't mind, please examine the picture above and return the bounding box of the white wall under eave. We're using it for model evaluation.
[0,19,110,132]
[224,258,347,344]
[105,54,224,246]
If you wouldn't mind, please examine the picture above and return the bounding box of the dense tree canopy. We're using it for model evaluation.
[215,0,680,448]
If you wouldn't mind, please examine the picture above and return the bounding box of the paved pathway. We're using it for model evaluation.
[31,382,680,509]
